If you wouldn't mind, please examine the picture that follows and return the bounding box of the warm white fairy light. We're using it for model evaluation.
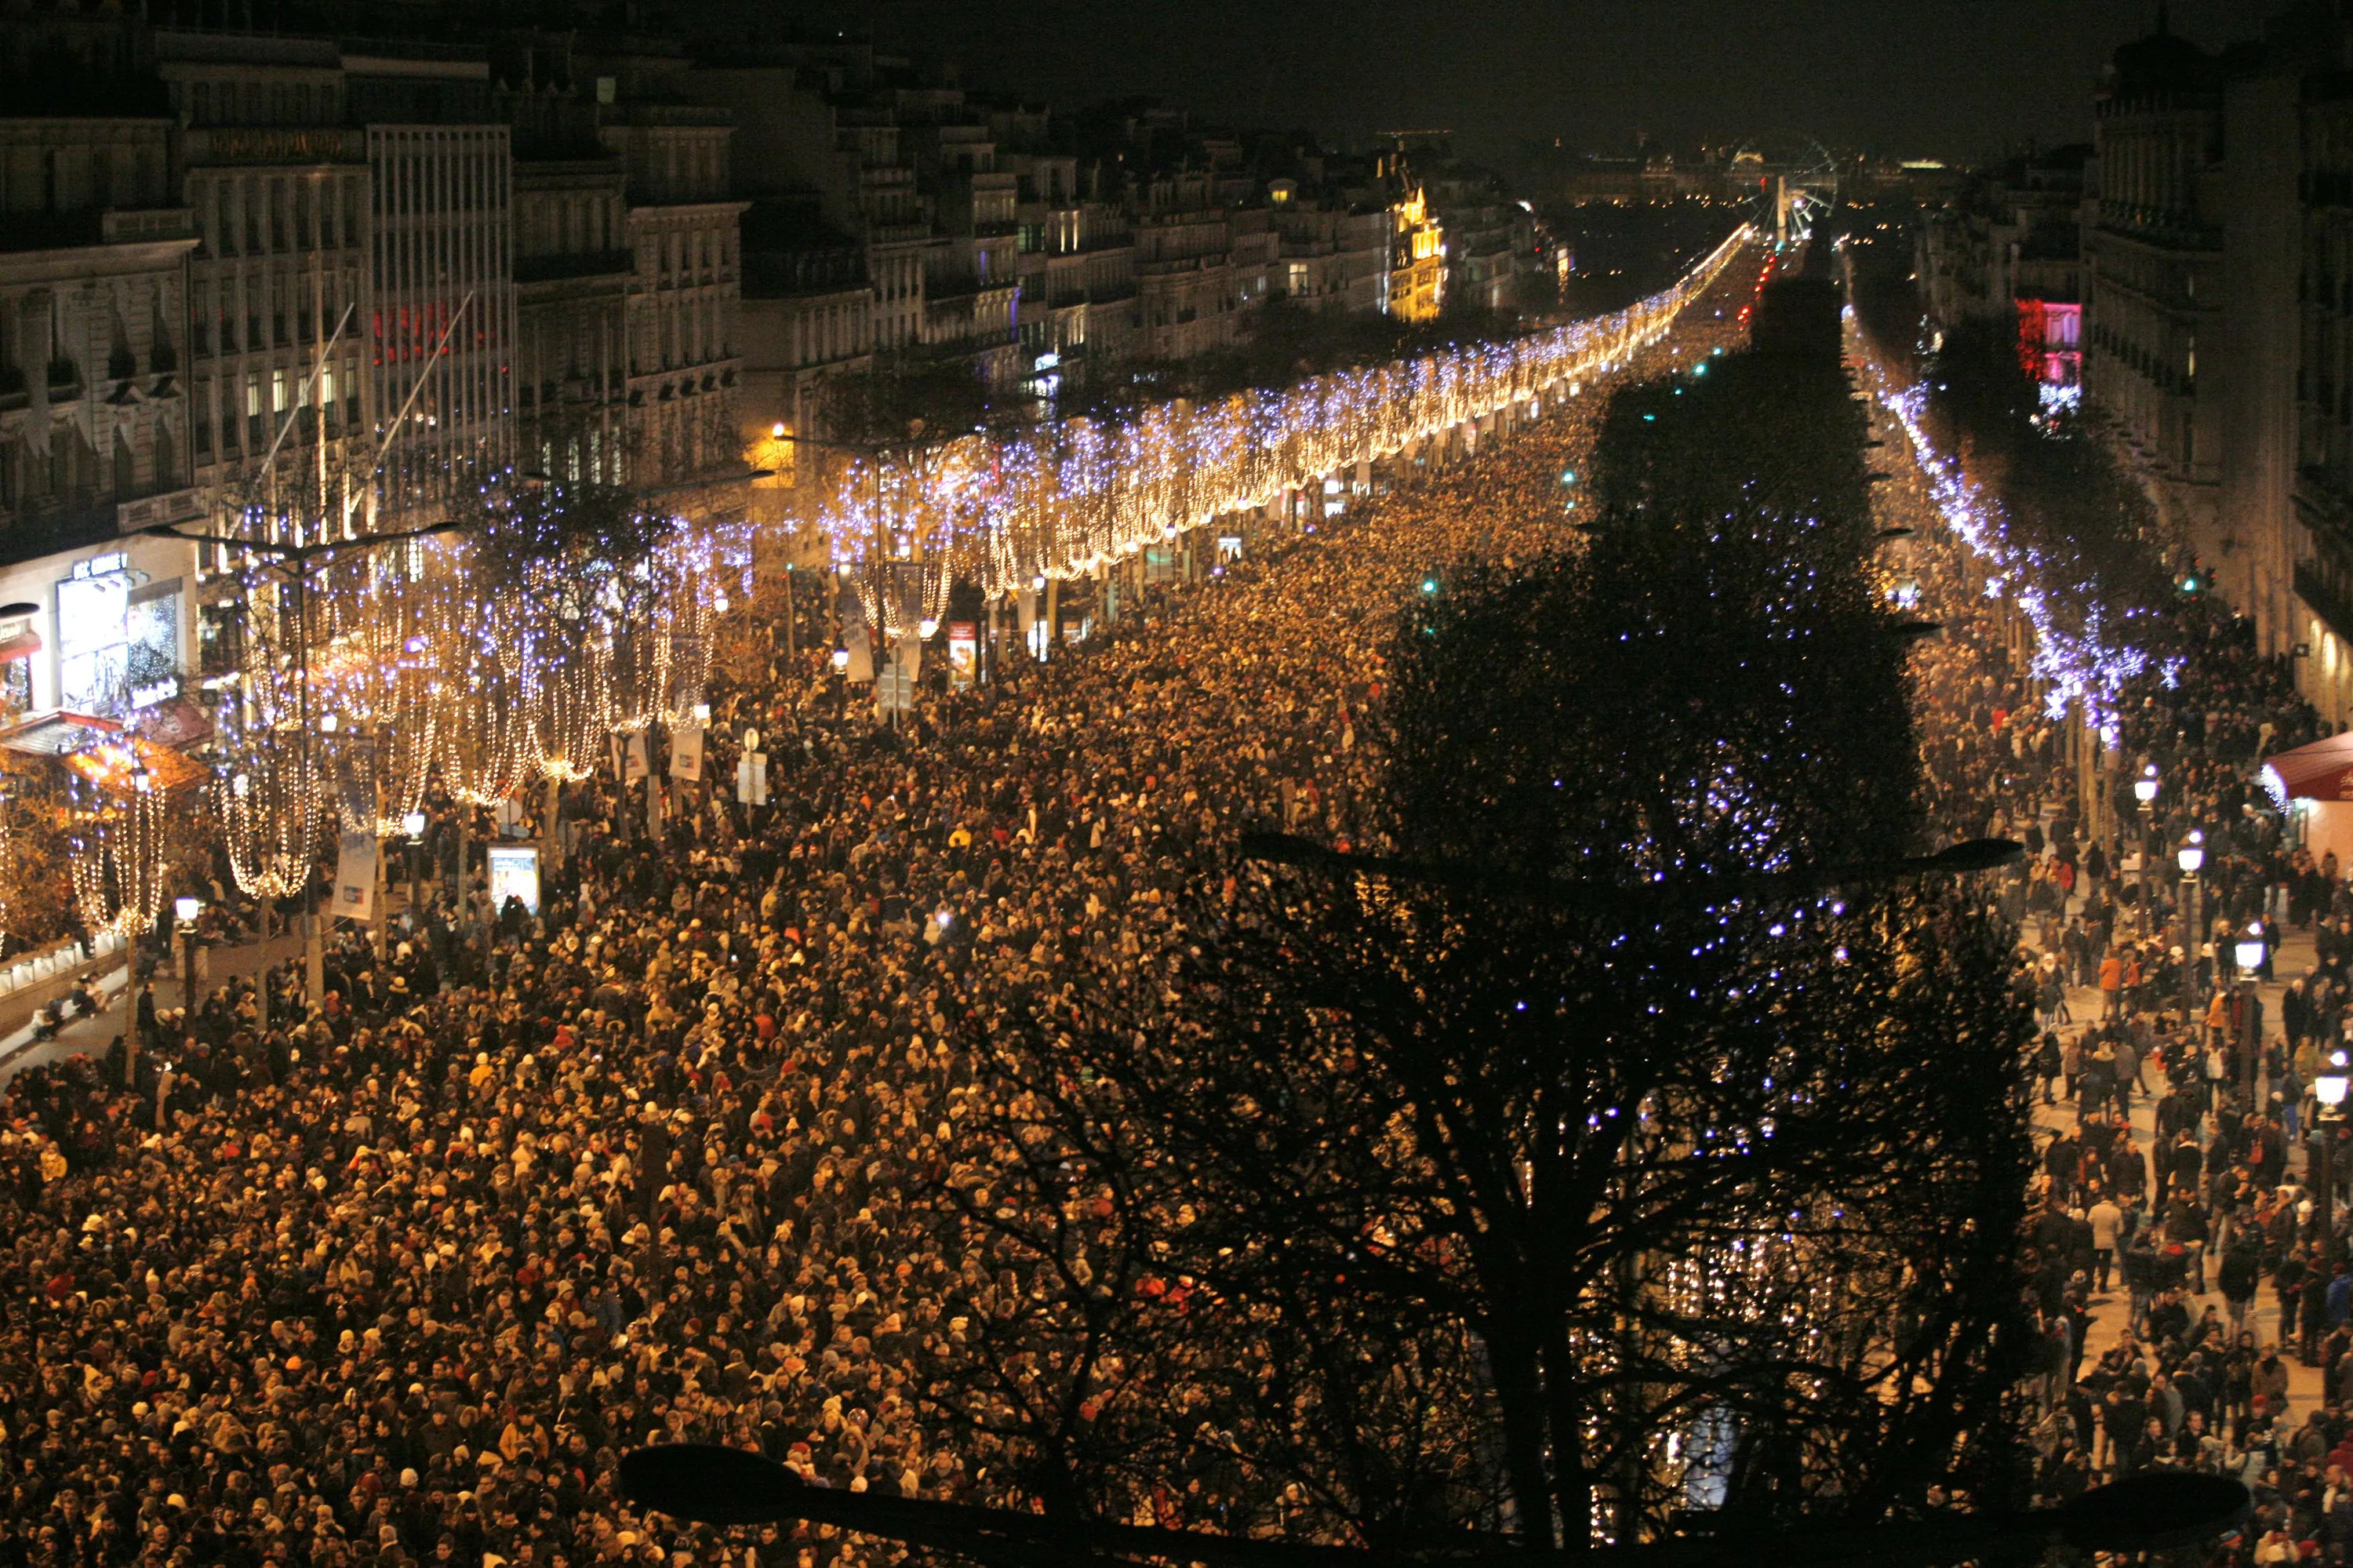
[808,227,1750,599]
[211,566,330,900]
[71,773,169,938]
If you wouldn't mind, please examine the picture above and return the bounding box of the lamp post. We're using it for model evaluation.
[2179,830,2205,1017]
[2237,922,2268,1104]
[120,761,155,1091]
[173,894,202,1011]
[401,810,427,925]
[2317,1051,2348,1255]
[2134,766,2158,904]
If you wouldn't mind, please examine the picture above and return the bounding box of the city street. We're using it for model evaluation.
[2,3,2336,1564]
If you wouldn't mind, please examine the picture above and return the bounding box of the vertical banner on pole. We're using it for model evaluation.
[736,751,769,806]
[839,580,875,684]
[845,617,875,685]
[335,831,379,923]
[620,729,650,783]
[947,622,976,689]
[669,722,705,782]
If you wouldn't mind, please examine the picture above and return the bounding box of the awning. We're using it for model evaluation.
[0,630,38,662]
[59,733,208,795]
[132,695,212,750]
[2263,733,2353,802]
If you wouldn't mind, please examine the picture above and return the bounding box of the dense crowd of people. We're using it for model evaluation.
[0,256,1768,1566]
[1869,351,2353,1558]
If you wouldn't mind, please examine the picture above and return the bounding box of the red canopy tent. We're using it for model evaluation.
[2264,733,2353,802]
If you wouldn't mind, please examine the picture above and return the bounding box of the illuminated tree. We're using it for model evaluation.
[958,289,2039,1548]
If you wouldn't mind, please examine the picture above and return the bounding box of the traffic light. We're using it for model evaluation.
[2180,556,2206,596]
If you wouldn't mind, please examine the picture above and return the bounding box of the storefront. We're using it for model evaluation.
[0,533,200,720]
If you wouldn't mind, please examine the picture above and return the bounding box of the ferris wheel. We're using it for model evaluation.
[1732,134,1839,247]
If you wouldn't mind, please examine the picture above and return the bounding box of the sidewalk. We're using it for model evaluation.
[0,926,315,1091]
[2028,898,2326,1419]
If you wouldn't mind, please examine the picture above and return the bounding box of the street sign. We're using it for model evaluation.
[875,663,915,716]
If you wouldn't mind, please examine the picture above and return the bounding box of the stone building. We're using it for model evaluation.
[157,31,365,508]
[511,153,631,486]
[2083,24,2225,555]
[0,104,201,716]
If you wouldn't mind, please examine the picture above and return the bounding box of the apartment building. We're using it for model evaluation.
[0,106,201,715]
[2083,25,2226,553]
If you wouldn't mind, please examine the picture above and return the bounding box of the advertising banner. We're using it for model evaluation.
[669,722,705,783]
[487,843,542,915]
[334,831,378,924]
[947,622,976,688]
[736,752,769,806]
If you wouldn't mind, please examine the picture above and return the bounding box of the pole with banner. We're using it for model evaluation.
[670,721,705,784]
[620,728,653,840]
[334,829,379,928]
[948,622,976,689]
[736,728,769,810]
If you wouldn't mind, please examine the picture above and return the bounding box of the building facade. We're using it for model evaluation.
[2083,27,2226,558]
[0,107,201,716]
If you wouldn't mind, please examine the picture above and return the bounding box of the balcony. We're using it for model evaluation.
[0,494,118,570]
[116,487,205,537]
[2297,558,2353,648]
[100,207,198,245]
[515,249,635,284]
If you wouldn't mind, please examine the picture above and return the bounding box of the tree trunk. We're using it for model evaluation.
[1484,1317,1560,1546]
[1543,1316,1600,1548]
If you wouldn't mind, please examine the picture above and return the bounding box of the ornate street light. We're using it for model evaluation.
[2318,1051,2349,1242]
[2179,829,2206,1014]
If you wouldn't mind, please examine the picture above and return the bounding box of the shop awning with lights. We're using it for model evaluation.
[2262,733,2353,802]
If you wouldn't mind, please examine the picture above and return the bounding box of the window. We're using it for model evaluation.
[56,561,179,715]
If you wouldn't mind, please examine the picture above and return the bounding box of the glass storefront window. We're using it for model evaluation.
[55,557,177,714]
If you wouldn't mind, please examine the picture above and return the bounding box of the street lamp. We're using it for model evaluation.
[2177,830,2205,1016]
[2237,921,2268,1101]
[2236,922,2268,978]
[2318,1051,2349,1251]
[173,894,202,1010]
[401,810,427,922]
[2134,765,2158,904]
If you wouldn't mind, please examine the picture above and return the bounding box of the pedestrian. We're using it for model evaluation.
[2089,1195,2124,1293]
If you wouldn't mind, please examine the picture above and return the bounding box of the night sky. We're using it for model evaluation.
[783,0,2260,162]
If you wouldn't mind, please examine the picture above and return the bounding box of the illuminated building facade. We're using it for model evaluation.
[1387,178,1445,323]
